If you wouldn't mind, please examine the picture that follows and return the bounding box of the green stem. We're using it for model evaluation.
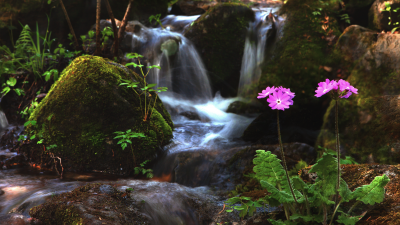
[347,201,360,214]
[277,110,298,205]
[335,100,341,208]
[148,94,158,120]
[303,188,311,216]
[130,144,136,166]
[329,200,342,225]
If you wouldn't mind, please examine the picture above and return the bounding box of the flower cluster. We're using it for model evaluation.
[257,86,295,110]
[315,79,358,98]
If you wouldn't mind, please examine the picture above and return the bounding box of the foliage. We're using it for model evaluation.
[225,150,390,224]
[149,14,165,29]
[381,2,400,33]
[81,27,114,52]
[121,53,168,122]
[42,69,59,82]
[134,160,154,178]
[318,146,359,165]
[225,196,266,218]
[114,129,153,177]
[1,77,25,97]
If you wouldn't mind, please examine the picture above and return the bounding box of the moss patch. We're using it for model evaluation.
[26,55,173,174]
[184,3,255,97]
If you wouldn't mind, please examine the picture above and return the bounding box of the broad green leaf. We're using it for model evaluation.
[7,77,17,86]
[308,153,338,198]
[14,88,23,96]
[392,27,398,33]
[30,134,36,139]
[351,174,390,205]
[146,83,157,88]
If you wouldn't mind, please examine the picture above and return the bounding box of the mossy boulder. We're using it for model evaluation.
[243,0,345,147]
[317,26,400,164]
[184,3,255,97]
[27,55,173,174]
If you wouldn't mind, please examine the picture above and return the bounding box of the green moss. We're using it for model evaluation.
[27,55,173,173]
[184,3,255,97]
[317,64,400,164]
[257,0,345,108]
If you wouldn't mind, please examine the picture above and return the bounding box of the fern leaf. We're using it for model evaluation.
[253,150,287,189]
[351,174,390,205]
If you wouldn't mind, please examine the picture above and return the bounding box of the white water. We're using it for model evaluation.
[238,7,281,97]
[130,27,213,102]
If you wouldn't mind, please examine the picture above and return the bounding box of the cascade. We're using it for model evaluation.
[238,7,282,97]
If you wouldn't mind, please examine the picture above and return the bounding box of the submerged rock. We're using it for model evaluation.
[25,55,173,174]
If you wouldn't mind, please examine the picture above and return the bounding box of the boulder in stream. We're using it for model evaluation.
[25,55,173,174]
[184,3,255,97]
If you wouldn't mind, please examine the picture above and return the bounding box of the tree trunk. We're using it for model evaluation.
[104,0,118,59]
[113,0,134,52]
[94,0,102,56]
[58,0,80,51]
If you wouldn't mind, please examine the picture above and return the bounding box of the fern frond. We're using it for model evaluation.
[15,24,34,57]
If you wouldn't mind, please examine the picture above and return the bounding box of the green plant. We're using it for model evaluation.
[288,160,309,177]
[1,77,25,97]
[339,14,350,24]
[114,129,146,165]
[81,30,95,50]
[381,2,400,33]
[42,69,59,82]
[225,150,390,224]
[317,146,359,165]
[18,14,55,79]
[225,196,267,218]
[80,27,113,52]
[121,52,168,122]
[149,14,165,29]
[20,98,40,119]
[100,26,114,48]
[134,160,154,178]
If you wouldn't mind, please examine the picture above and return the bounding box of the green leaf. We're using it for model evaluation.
[392,27,398,33]
[336,211,362,225]
[37,139,44,144]
[147,65,161,69]
[253,150,287,188]
[30,134,36,140]
[339,178,353,202]
[146,83,157,88]
[14,88,23,96]
[351,174,390,205]
[260,180,296,203]
[1,87,11,95]
[7,77,17,86]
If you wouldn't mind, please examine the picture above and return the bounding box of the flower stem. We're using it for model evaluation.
[277,110,298,205]
[335,100,341,208]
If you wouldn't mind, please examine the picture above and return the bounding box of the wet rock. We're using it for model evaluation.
[24,55,173,174]
[99,184,115,195]
[172,0,218,15]
[369,0,400,32]
[184,3,255,97]
[29,183,151,225]
[226,100,266,115]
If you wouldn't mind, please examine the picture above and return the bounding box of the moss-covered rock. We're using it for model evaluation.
[184,3,255,97]
[26,55,173,174]
[243,0,346,147]
[317,25,400,164]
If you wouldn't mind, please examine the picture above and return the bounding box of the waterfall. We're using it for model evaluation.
[129,25,212,102]
[0,110,9,133]
[238,7,280,97]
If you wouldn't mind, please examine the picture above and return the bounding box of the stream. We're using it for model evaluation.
[0,5,282,224]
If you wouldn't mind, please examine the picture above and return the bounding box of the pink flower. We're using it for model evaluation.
[257,86,275,99]
[315,79,336,97]
[267,90,293,111]
[315,78,358,99]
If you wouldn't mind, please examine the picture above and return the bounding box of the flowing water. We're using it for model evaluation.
[238,6,284,97]
[0,7,282,224]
